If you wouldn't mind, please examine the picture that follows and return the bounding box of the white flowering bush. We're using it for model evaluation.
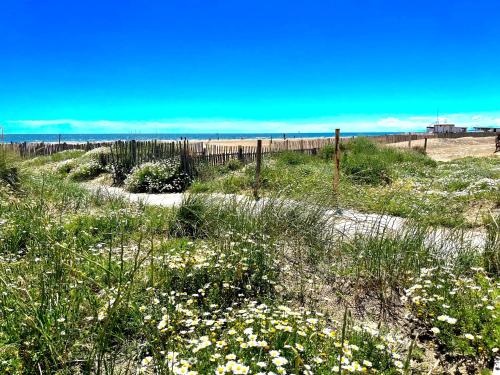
[404,267,499,364]
[68,159,107,181]
[56,159,76,175]
[82,146,111,158]
[124,159,192,193]
[138,295,411,374]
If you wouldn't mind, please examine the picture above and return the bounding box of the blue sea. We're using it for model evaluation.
[3,132,408,143]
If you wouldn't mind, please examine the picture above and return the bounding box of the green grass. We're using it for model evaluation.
[405,267,499,367]
[190,138,500,227]
[0,143,498,373]
[20,149,86,168]
[0,148,21,191]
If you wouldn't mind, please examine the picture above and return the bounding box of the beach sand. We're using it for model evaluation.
[387,136,499,161]
[207,135,499,162]
[201,136,331,147]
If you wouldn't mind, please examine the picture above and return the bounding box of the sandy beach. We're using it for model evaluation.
[206,135,500,162]
[202,136,333,147]
[387,136,499,161]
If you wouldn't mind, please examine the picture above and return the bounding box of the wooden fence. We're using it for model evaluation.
[3,141,113,158]
[5,131,497,163]
[103,138,337,182]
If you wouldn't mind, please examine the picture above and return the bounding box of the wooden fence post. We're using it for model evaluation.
[333,129,340,194]
[238,146,244,163]
[408,132,412,148]
[424,137,428,153]
[254,139,262,199]
[130,140,137,166]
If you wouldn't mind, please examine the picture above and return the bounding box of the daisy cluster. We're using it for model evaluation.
[138,294,411,374]
[404,266,499,360]
[152,234,278,300]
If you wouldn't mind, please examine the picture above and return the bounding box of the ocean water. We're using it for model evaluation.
[3,132,406,143]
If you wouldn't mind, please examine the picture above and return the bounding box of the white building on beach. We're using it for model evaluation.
[426,123,467,134]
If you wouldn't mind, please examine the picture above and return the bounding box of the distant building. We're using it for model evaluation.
[426,123,467,133]
[473,126,500,133]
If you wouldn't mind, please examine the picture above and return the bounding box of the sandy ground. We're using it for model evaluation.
[205,135,500,161]
[202,136,331,147]
[388,136,499,161]
[85,183,486,251]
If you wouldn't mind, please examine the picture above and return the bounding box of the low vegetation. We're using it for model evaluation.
[124,159,192,193]
[191,138,499,227]
[0,141,498,374]
[0,149,20,190]
[405,267,499,369]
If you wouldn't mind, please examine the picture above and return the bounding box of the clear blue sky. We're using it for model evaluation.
[1,0,500,133]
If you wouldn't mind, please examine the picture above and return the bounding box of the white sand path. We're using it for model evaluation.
[84,183,488,253]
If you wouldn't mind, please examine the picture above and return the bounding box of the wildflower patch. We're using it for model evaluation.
[404,267,499,366]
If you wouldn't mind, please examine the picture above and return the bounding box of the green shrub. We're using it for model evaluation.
[169,195,210,237]
[345,137,379,155]
[342,152,391,185]
[225,158,243,171]
[340,138,436,185]
[345,137,435,166]
[0,151,19,189]
[124,160,192,193]
[318,144,335,160]
[68,160,106,181]
[277,151,313,166]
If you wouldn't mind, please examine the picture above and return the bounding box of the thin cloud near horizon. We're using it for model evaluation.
[5,113,500,134]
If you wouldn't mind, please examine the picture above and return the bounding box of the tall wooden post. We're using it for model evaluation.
[254,139,262,199]
[130,140,137,166]
[424,137,428,153]
[238,146,244,163]
[333,129,340,193]
[408,132,412,148]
